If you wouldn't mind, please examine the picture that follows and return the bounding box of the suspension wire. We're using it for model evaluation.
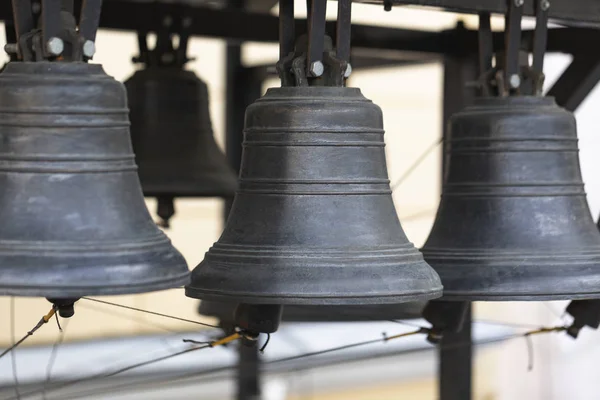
[80,297,220,329]
[10,297,21,400]
[8,332,243,400]
[473,319,545,330]
[271,328,428,365]
[32,325,568,400]
[77,302,180,333]
[42,318,70,400]
[0,305,57,361]
[391,137,443,191]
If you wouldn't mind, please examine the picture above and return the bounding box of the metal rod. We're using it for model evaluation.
[336,0,352,63]
[79,0,103,42]
[279,0,295,59]
[306,0,327,75]
[10,0,34,43]
[477,12,493,75]
[41,0,62,50]
[532,0,549,74]
[504,0,523,91]
[237,341,261,400]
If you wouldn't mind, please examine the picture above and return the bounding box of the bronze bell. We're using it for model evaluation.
[124,67,237,227]
[0,62,189,298]
[422,96,600,300]
[198,301,425,323]
[186,86,442,305]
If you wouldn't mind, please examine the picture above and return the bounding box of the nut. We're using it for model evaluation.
[46,37,64,56]
[82,40,96,58]
[344,63,353,78]
[309,61,324,77]
[509,74,521,89]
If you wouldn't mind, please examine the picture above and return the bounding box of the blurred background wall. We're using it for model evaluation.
[0,2,599,399]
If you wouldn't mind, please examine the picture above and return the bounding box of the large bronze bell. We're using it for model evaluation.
[0,62,189,298]
[198,301,425,323]
[186,86,442,305]
[125,67,237,226]
[422,96,600,300]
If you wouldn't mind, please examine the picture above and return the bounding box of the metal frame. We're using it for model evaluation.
[2,1,598,399]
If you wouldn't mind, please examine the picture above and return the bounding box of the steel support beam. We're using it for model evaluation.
[547,53,600,112]
[380,0,600,27]
[439,53,478,400]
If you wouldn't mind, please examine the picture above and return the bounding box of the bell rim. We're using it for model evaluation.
[0,272,190,298]
[185,286,442,305]
[435,291,600,301]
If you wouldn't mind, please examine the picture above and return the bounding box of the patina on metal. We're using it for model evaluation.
[422,95,600,300]
[125,27,237,227]
[0,61,190,298]
[186,0,441,334]
[185,85,442,306]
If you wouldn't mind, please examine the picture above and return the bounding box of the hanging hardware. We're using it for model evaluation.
[7,0,103,62]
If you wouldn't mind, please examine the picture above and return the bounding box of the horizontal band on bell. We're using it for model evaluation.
[0,235,173,254]
[244,127,385,134]
[444,147,579,153]
[239,179,391,184]
[209,242,418,253]
[0,161,138,173]
[423,248,600,259]
[242,141,385,147]
[0,155,136,161]
[0,107,129,115]
[448,137,578,142]
[0,122,131,128]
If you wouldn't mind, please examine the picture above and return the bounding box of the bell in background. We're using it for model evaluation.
[186,86,443,306]
[422,96,600,300]
[0,62,189,298]
[198,301,425,323]
[124,62,237,228]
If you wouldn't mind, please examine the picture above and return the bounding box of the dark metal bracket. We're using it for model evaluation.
[7,0,103,62]
[276,0,352,87]
[132,15,193,68]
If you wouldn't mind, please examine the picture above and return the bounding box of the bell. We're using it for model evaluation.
[422,96,600,300]
[198,301,425,323]
[186,86,442,305]
[124,67,237,227]
[0,62,189,298]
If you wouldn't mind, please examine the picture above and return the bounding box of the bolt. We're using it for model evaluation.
[309,61,324,77]
[4,43,17,54]
[82,40,96,58]
[509,74,521,89]
[163,15,173,27]
[514,0,524,6]
[344,63,353,78]
[182,17,193,28]
[541,0,550,10]
[46,37,64,56]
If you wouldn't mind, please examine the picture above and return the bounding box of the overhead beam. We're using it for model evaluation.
[377,0,600,27]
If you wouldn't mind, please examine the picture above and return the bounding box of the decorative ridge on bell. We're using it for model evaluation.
[186,0,442,327]
[0,2,189,305]
[421,10,600,301]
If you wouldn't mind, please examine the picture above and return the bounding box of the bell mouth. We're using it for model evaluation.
[423,248,600,301]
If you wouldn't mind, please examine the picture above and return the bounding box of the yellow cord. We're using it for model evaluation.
[385,328,428,341]
[524,326,567,336]
[42,307,57,323]
[210,332,242,347]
